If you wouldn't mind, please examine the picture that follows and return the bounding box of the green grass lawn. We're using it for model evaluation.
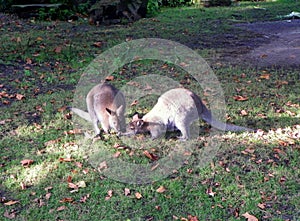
[1,1,299,220]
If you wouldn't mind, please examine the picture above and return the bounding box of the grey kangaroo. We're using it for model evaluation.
[127,88,254,140]
[70,83,126,135]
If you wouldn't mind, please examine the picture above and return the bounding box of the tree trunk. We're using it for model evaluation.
[89,0,148,25]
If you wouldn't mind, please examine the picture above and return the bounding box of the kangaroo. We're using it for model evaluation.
[127,88,254,140]
[70,83,126,135]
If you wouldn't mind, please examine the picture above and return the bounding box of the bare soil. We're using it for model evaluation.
[233,19,300,68]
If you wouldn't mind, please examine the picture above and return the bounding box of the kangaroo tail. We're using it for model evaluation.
[189,91,254,132]
[201,110,254,132]
[69,107,92,122]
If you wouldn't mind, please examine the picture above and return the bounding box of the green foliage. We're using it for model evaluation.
[207,0,232,6]
[147,0,162,16]
[162,0,193,7]
[0,0,14,12]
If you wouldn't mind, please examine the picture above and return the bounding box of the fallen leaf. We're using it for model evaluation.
[80,194,90,203]
[124,188,130,196]
[36,36,43,41]
[59,158,73,163]
[130,99,139,106]
[187,215,199,221]
[151,163,160,171]
[4,200,19,206]
[59,197,73,203]
[82,168,89,174]
[144,84,152,91]
[240,110,248,116]
[93,41,103,47]
[56,205,66,211]
[156,186,166,193]
[20,182,26,190]
[242,212,259,221]
[21,159,34,167]
[206,187,216,197]
[105,75,114,81]
[64,128,83,135]
[74,162,82,168]
[68,183,78,189]
[113,151,121,158]
[76,181,86,188]
[259,74,270,79]
[15,93,25,100]
[233,95,248,101]
[143,150,158,161]
[98,161,108,170]
[54,46,62,53]
[45,193,51,200]
[3,210,16,219]
[257,203,266,209]
[135,192,142,199]
[105,190,113,200]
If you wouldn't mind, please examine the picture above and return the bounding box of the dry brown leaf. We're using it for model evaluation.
[206,187,216,197]
[80,194,90,203]
[59,197,73,203]
[113,151,121,158]
[59,158,73,163]
[4,200,19,206]
[135,192,142,199]
[156,186,166,193]
[20,182,26,190]
[68,182,78,189]
[240,109,248,116]
[151,163,160,171]
[130,99,139,106]
[15,93,25,100]
[98,161,108,170]
[242,212,259,221]
[105,75,114,81]
[187,215,199,221]
[64,128,83,135]
[36,36,43,41]
[233,95,248,101]
[21,159,34,167]
[257,203,266,209]
[143,150,158,161]
[45,193,51,200]
[3,210,16,219]
[259,73,271,79]
[124,188,131,196]
[56,205,66,211]
[54,46,62,53]
[93,41,103,48]
[105,190,113,200]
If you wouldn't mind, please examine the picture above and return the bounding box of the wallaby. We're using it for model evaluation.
[70,83,126,135]
[127,88,254,140]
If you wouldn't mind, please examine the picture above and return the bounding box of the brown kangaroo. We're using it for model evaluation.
[71,83,126,135]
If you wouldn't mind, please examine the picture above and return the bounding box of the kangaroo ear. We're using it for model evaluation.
[132,113,140,121]
[106,108,115,116]
[116,105,123,116]
[136,120,144,127]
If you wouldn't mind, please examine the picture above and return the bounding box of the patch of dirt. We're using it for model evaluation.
[232,19,300,68]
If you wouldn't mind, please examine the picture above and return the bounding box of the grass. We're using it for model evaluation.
[1,0,299,220]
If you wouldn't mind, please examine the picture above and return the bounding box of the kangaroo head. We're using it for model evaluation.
[128,113,145,134]
[106,108,121,132]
